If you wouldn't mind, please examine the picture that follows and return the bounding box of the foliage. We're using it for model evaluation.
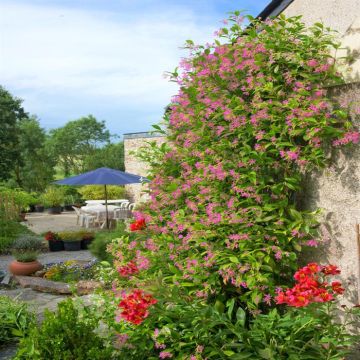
[0,295,34,345]
[83,142,125,172]
[78,185,128,201]
[43,260,98,283]
[0,86,29,181]
[10,116,56,192]
[100,286,360,360]
[14,298,115,360]
[48,115,112,176]
[0,186,37,213]
[13,251,38,262]
[11,234,43,261]
[58,231,82,242]
[0,218,33,254]
[40,186,66,207]
[11,234,43,252]
[89,222,128,262]
[102,13,360,359]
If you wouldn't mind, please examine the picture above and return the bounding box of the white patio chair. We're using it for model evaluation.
[114,206,129,221]
[83,214,97,228]
[72,206,85,226]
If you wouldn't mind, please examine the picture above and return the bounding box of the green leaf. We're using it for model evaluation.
[223,350,235,356]
[227,298,235,319]
[236,307,246,327]
[258,348,273,359]
[229,256,239,263]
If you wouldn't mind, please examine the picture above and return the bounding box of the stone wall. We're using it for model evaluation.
[123,132,165,203]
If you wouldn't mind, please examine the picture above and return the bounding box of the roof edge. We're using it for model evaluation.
[256,0,295,20]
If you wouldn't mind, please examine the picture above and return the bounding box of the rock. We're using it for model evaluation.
[33,269,47,277]
[76,280,102,295]
[0,273,11,286]
[14,276,72,295]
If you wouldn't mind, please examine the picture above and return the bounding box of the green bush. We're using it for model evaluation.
[14,299,114,360]
[78,185,127,201]
[0,220,33,254]
[0,295,34,345]
[11,234,43,262]
[58,231,82,242]
[89,222,127,262]
[40,187,65,207]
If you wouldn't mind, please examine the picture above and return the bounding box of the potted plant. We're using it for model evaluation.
[63,195,75,211]
[44,231,64,252]
[9,235,43,276]
[59,231,82,251]
[78,231,95,250]
[41,187,65,214]
[13,190,36,221]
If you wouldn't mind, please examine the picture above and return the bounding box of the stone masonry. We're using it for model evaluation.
[123,132,166,203]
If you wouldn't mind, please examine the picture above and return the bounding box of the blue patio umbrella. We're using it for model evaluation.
[54,167,148,229]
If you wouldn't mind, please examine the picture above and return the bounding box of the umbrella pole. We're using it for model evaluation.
[104,184,109,229]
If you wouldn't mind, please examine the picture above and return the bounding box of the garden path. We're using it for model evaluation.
[24,211,82,234]
[0,250,95,273]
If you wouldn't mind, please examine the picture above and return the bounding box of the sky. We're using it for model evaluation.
[0,0,270,138]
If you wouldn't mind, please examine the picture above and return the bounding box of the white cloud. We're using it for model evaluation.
[0,0,215,112]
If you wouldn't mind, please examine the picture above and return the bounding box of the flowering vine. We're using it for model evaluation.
[108,12,359,359]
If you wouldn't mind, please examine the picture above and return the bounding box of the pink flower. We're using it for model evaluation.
[307,59,318,67]
[159,351,173,359]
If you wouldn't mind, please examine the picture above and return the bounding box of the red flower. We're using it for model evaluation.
[118,289,157,325]
[276,263,344,307]
[322,265,341,275]
[117,261,139,277]
[44,231,59,241]
[331,281,345,294]
[130,218,146,231]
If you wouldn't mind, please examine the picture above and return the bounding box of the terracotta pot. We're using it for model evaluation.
[9,260,43,276]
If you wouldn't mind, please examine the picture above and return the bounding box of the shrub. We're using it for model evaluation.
[11,234,43,262]
[0,220,33,254]
[102,12,360,359]
[14,299,114,360]
[40,187,65,208]
[78,185,128,201]
[0,295,34,345]
[58,231,82,242]
[89,222,127,262]
[11,234,43,252]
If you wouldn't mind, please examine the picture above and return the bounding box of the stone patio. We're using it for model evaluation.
[24,211,83,234]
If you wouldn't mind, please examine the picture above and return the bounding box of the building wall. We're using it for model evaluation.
[283,0,360,35]
[283,0,360,81]
[283,0,360,304]
[123,132,165,203]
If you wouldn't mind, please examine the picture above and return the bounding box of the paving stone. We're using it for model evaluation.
[0,274,11,286]
[76,280,102,295]
[14,276,72,294]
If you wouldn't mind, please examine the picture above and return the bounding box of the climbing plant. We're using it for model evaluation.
[104,13,359,359]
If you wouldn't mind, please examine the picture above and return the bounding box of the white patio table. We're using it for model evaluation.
[81,205,120,228]
[85,199,129,206]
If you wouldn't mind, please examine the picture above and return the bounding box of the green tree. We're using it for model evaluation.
[11,116,56,192]
[48,115,111,175]
[0,86,29,181]
[83,142,125,171]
